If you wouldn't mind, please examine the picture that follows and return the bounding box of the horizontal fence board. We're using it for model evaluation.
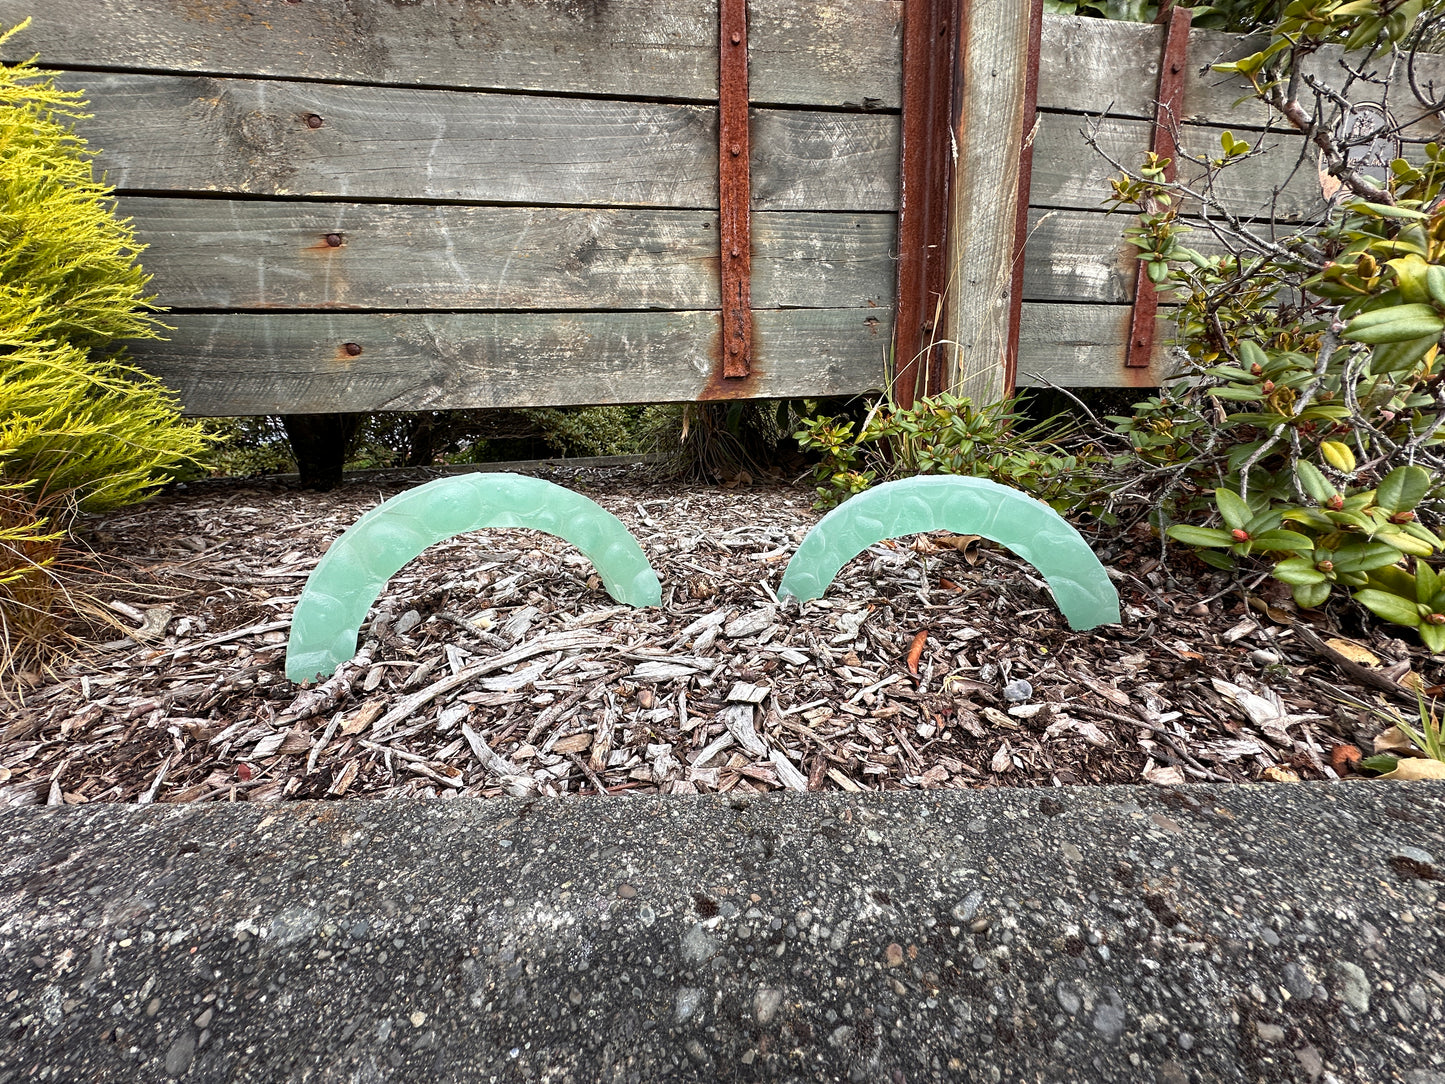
[751,110,899,211]
[74,75,716,207]
[1031,112,1329,221]
[74,75,897,212]
[1023,207,1240,303]
[133,310,890,415]
[1040,15,1257,124]
[124,199,896,311]
[1040,14,1445,136]
[0,0,901,109]
[1017,302,1169,387]
[751,213,897,309]
[751,0,902,110]
[1022,208,1138,304]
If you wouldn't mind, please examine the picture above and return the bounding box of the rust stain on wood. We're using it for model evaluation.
[698,321,762,400]
[893,0,956,408]
[718,0,752,380]
[1126,3,1190,371]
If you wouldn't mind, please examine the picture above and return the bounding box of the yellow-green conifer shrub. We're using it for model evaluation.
[1,20,209,678]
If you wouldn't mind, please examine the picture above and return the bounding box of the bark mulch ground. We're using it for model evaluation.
[3,464,1437,808]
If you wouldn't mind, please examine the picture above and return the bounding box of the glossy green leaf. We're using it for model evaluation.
[1167,524,1237,548]
[1295,460,1337,502]
[1360,753,1401,774]
[1401,521,1445,549]
[1248,529,1315,552]
[1237,340,1269,370]
[1331,543,1406,573]
[1421,621,1445,653]
[1373,528,1437,557]
[1195,548,1236,570]
[1416,561,1440,605]
[1370,334,1439,374]
[1354,588,1423,627]
[1375,464,1431,513]
[1283,507,1338,532]
[1342,303,1444,344]
[1273,557,1327,585]
[1292,580,1333,608]
[1367,564,1416,596]
[1244,510,1285,536]
[1346,201,1428,220]
[1215,488,1251,530]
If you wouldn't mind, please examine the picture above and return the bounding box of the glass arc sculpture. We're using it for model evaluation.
[778,476,1120,630]
[286,473,662,683]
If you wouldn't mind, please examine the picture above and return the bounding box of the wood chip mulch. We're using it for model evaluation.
[2,464,1436,808]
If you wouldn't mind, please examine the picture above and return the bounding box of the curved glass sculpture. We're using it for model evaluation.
[286,473,661,682]
[778,476,1120,630]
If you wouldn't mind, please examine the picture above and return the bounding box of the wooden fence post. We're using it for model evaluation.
[942,0,1043,403]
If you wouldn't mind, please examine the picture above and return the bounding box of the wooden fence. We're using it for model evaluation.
[3,3,1437,413]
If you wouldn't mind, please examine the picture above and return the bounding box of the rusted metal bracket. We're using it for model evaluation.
[1126,3,1191,372]
[718,0,752,379]
[893,0,957,409]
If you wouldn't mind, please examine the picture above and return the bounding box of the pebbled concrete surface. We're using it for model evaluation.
[1,783,1443,1083]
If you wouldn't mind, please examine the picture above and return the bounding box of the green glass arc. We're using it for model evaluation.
[286,473,661,683]
[778,476,1120,630]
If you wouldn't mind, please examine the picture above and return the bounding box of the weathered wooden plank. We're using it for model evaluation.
[944,0,1036,403]
[73,74,897,212]
[131,310,891,415]
[0,0,901,109]
[122,199,896,312]
[1040,14,1445,137]
[1017,301,1169,387]
[18,3,1436,132]
[1022,209,1138,304]
[752,213,897,310]
[1031,112,1329,221]
[74,74,716,207]
[752,0,902,110]
[1021,207,1238,303]
[748,110,898,211]
[1040,15,1253,123]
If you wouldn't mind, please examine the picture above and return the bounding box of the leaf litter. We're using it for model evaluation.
[2,463,1441,808]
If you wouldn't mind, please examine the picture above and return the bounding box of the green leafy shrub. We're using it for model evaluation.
[522,405,655,458]
[1103,0,1445,650]
[795,391,1107,512]
[1,20,209,676]
[203,416,297,477]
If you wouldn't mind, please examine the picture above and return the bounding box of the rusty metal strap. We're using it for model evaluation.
[1126,3,1191,370]
[719,0,752,379]
[893,0,957,409]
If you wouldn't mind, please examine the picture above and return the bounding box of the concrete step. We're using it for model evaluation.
[2,783,1443,1082]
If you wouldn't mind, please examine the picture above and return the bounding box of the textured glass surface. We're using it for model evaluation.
[286,473,662,682]
[778,476,1120,630]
